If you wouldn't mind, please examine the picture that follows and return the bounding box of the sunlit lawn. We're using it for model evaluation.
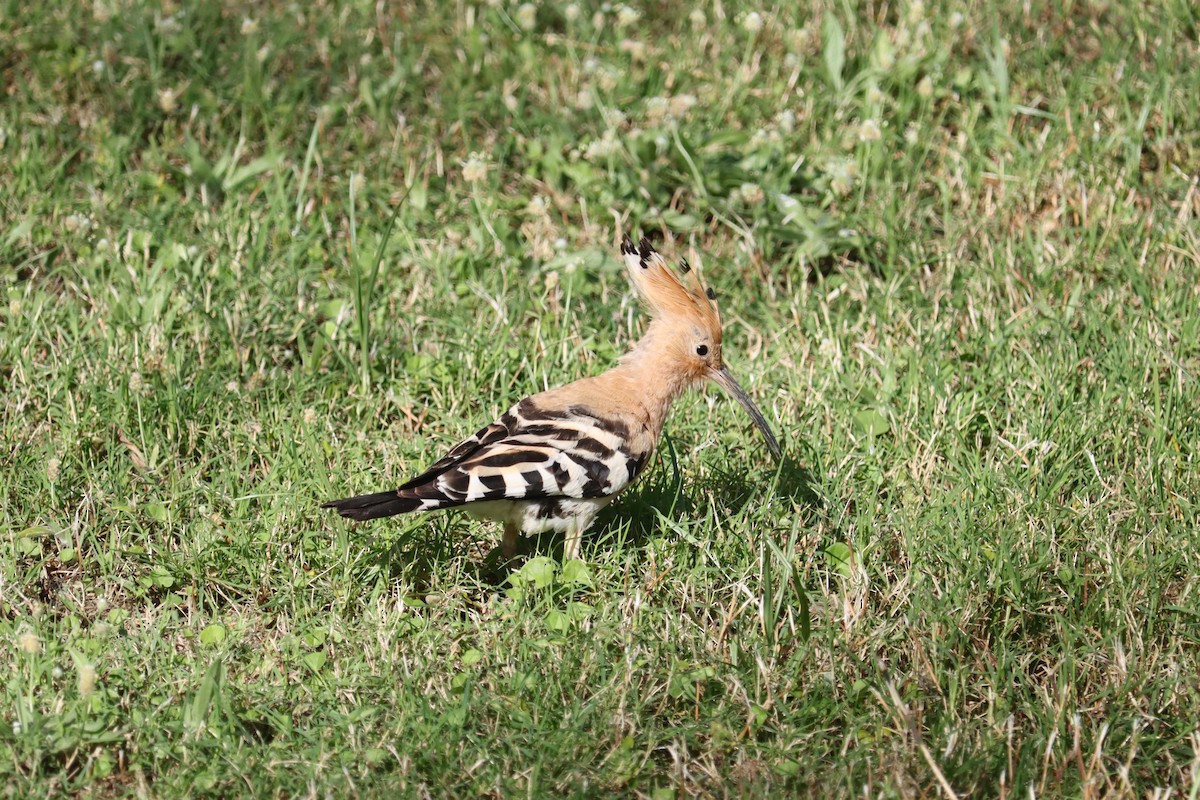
[2,1,1199,796]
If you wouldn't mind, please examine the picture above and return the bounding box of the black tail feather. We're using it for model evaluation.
[321,491,421,520]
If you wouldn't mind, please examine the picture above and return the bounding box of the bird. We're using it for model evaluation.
[323,235,782,561]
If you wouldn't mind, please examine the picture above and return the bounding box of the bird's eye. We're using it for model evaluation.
[696,344,709,357]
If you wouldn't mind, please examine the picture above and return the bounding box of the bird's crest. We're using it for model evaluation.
[620,235,720,330]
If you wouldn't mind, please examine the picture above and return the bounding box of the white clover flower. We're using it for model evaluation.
[461,153,488,183]
[128,372,144,393]
[156,14,181,34]
[92,60,106,76]
[907,0,925,24]
[592,11,605,29]
[739,182,765,206]
[644,96,669,125]
[949,11,965,29]
[302,408,317,426]
[867,85,885,105]
[688,8,706,29]
[95,596,109,614]
[858,119,882,142]
[742,11,764,34]
[597,66,619,92]
[504,93,518,111]
[575,88,594,110]
[526,196,548,215]
[157,88,177,114]
[602,107,627,127]
[669,94,697,118]
[789,26,813,52]
[240,17,258,35]
[18,632,40,654]
[516,3,537,31]
[916,75,934,98]
[78,663,97,696]
[564,4,581,22]
[615,5,640,27]
[775,109,796,134]
[826,158,858,196]
[583,132,621,161]
[618,38,646,60]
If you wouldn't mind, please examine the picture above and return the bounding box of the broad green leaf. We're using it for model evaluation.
[560,559,592,586]
[825,542,853,578]
[854,408,890,437]
[200,624,226,646]
[823,14,845,91]
[519,556,557,589]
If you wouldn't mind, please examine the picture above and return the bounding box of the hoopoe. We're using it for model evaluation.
[323,235,781,561]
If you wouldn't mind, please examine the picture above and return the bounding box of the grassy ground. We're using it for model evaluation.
[2,0,1199,796]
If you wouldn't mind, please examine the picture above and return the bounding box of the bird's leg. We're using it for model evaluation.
[562,524,582,562]
[501,522,520,561]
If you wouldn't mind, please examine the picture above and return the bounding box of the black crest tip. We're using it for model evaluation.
[679,258,691,273]
[637,237,654,261]
[705,286,717,300]
[620,234,636,255]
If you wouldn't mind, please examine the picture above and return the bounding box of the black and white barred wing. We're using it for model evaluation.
[404,399,648,508]
[321,399,649,520]
[395,417,513,490]
[321,416,514,520]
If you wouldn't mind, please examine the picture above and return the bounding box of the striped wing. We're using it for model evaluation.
[396,398,648,511]
[321,419,516,520]
[394,417,513,490]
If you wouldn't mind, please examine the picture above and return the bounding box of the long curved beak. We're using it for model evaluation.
[709,366,783,461]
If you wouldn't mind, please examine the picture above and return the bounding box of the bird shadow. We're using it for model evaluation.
[499,446,821,578]
[584,448,822,556]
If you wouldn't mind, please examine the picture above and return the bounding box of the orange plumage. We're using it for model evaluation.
[324,235,781,561]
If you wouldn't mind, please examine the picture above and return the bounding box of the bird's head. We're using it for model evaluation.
[620,235,782,460]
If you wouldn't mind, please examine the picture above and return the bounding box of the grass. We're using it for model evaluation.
[2,0,1199,796]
